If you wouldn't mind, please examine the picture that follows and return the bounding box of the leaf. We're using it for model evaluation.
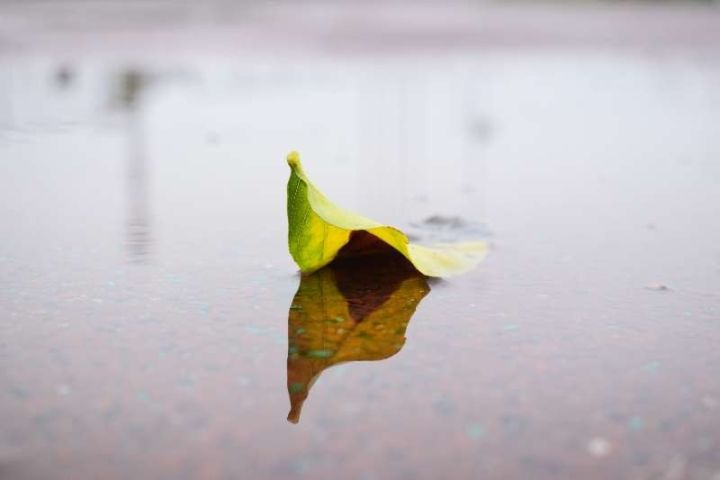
[287,254,430,423]
[286,151,487,277]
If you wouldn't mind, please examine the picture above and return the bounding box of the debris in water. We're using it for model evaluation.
[587,437,612,457]
[702,396,718,410]
[423,215,467,229]
[465,423,485,440]
[627,416,644,431]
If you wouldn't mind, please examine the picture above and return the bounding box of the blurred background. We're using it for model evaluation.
[1,1,719,480]
[2,0,719,264]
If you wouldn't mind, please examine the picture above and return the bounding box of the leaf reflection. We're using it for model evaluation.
[286,252,430,423]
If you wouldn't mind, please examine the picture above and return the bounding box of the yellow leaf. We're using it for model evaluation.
[287,151,487,277]
[286,254,430,423]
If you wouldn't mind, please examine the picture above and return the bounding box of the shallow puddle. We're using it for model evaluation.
[1,5,720,479]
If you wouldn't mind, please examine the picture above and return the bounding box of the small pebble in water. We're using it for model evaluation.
[641,360,661,372]
[56,385,71,396]
[661,456,687,480]
[702,396,718,410]
[627,416,644,431]
[465,423,485,440]
[587,437,612,457]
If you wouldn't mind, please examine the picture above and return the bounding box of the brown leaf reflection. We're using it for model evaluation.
[286,252,430,423]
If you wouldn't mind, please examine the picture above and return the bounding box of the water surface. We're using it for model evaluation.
[1,8,720,479]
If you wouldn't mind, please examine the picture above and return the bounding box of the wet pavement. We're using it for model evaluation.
[1,3,720,479]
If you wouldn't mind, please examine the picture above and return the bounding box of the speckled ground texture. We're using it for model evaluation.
[1,2,720,479]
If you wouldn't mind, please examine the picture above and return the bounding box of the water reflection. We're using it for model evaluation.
[54,65,74,90]
[115,70,152,263]
[286,250,430,423]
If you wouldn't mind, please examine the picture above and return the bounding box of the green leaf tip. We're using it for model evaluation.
[286,152,487,277]
[286,151,302,169]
